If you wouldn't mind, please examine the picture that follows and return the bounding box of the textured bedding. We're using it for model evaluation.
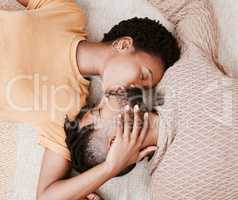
[0,0,238,200]
[147,0,238,199]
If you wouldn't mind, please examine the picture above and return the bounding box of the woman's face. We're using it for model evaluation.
[102,49,165,91]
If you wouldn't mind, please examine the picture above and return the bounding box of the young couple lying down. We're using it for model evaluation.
[1,0,179,199]
[1,0,230,199]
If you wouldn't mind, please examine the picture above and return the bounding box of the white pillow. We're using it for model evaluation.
[210,0,238,78]
[77,0,174,42]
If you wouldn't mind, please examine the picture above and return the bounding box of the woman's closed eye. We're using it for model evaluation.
[140,67,153,81]
[140,72,147,80]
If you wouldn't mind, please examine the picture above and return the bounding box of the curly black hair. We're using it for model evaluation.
[64,87,150,177]
[102,17,180,69]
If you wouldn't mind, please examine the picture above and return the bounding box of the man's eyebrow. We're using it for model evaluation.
[78,123,95,136]
[91,108,102,118]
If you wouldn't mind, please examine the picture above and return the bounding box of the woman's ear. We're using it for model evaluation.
[112,37,134,53]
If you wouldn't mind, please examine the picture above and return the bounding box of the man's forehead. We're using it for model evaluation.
[94,117,117,131]
[80,110,117,130]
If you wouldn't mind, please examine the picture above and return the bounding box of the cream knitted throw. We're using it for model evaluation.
[147,0,238,199]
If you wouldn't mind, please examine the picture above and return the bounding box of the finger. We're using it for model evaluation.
[94,194,103,200]
[137,146,157,162]
[116,114,123,139]
[123,105,131,139]
[87,193,103,200]
[138,112,149,144]
[131,105,142,141]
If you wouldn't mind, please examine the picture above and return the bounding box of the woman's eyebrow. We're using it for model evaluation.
[144,66,154,81]
[146,67,154,81]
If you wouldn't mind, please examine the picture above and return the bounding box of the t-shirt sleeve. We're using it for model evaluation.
[36,120,71,161]
[27,0,74,10]
[34,69,89,161]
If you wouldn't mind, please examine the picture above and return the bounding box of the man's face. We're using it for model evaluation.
[78,96,157,157]
[79,100,122,151]
[78,104,141,177]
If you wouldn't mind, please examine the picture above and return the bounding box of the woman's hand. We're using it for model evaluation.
[36,104,155,200]
[83,193,103,200]
[105,105,157,176]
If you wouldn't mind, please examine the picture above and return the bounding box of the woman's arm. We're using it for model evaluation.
[37,150,111,200]
[37,106,155,200]
[16,0,29,7]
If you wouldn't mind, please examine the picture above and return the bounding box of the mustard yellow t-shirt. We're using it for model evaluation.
[0,0,89,160]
